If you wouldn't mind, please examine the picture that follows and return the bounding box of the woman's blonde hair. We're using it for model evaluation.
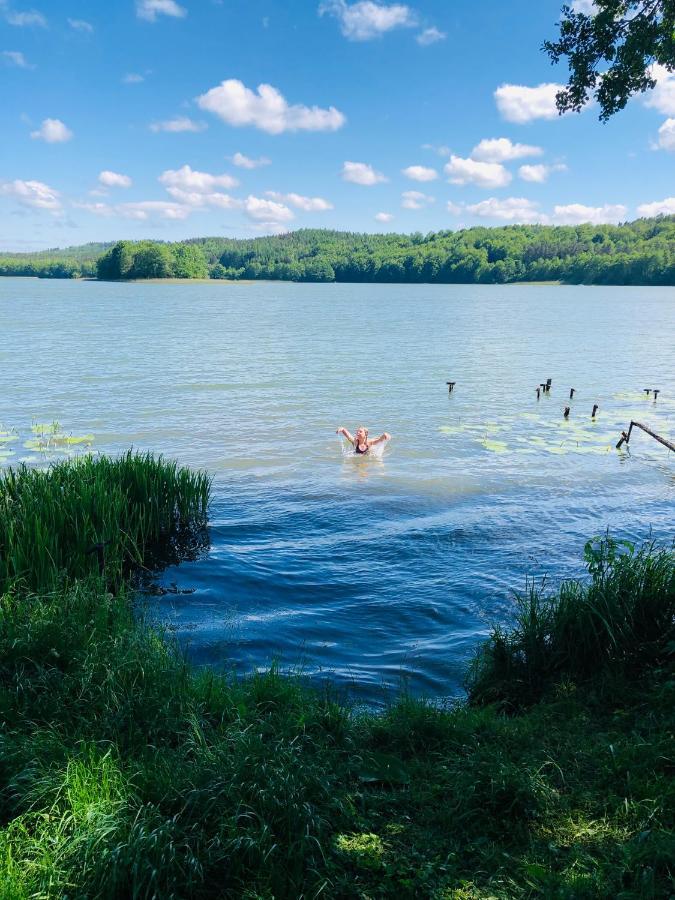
[357,426,369,437]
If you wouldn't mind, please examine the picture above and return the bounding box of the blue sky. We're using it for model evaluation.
[1,0,674,250]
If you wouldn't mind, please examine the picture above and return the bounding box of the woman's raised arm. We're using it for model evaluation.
[336,426,355,444]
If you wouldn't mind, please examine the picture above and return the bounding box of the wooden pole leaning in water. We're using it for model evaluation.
[616,421,675,452]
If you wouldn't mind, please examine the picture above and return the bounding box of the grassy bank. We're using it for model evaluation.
[0,457,673,898]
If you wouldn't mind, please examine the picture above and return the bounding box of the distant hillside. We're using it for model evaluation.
[1,219,674,285]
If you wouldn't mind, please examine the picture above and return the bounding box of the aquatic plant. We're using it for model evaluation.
[0,452,211,594]
[467,536,675,708]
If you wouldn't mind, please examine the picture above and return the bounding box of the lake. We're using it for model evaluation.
[1,278,674,702]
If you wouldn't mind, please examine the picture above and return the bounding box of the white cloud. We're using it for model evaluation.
[656,118,675,151]
[375,211,393,222]
[518,163,567,183]
[136,0,186,21]
[0,178,61,211]
[244,195,294,223]
[196,78,345,134]
[416,26,445,46]
[77,200,192,220]
[446,201,462,215]
[401,190,434,209]
[162,188,239,209]
[444,155,511,189]
[494,82,565,123]
[30,118,73,143]
[68,17,93,32]
[571,0,596,12]
[552,203,626,225]
[98,170,132,189]
[471,137,543,163]
[2,49,32,67]
[342,160,387,185]
[231,151,271,168]
[637,196,675,217]
[123,72,144,84]
[644,64,675,116]
[402,164,438,182]
[466,196,544,222]
[265,191,333,211]
[5,8,46,26]
[158,164,239,192]
[319,0,416,41]
[150,116,206,133]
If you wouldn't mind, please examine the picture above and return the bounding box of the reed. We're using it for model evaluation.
[467,536,675,708]
[0,452,211,594]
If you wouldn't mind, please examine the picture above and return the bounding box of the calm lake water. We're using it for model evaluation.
[1,278,674,702]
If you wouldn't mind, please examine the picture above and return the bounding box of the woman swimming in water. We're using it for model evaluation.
[336,425,391,455]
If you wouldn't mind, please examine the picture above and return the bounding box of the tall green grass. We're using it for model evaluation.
[0,452,211,594]
[467,536,675,708]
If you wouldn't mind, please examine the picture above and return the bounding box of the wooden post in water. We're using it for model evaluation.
[653,389,660,400]
[564,406,570,419]
[592,404,599,418]
[569,388,575,399]
[446,381,456,393]
[536,387,541,399]
[615,420,675,452]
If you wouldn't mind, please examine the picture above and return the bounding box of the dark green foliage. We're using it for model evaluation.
[0,242,110,279]
[95,240,210,280]
[545,1,675,120]
[4,218,675,285]
[467,537,675,708]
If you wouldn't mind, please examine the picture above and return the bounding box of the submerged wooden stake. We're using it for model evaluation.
[536,387,541,399]
[616,420,675,452]
[592,404,599,418]
[569,388,575,399]
[653,389,660,400]
[446,381,456,393]
[564,406,570,419]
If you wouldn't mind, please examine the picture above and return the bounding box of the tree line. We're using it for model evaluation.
[1,218,674,285]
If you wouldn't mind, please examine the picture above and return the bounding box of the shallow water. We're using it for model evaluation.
[1,278,673,701]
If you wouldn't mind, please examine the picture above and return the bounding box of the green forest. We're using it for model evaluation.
[1,217,674,285]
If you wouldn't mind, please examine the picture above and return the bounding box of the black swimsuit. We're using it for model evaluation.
[354,442,369,455]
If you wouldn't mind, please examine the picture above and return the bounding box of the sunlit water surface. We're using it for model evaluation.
[1,279,673,702]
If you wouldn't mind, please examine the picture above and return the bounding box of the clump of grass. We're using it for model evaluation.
[467,536,675,708]
[0,452,211,594]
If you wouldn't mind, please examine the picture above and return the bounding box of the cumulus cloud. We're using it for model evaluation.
[655,118,675,151]
[196,78,345,134]
[416,26,445,45]
[136,0,186,21]
[265,191,333,211]
[78,200,192,220]
[444,155,511,189]
[123,72,144,84]
[471,137,543,163]
[644,64,675,116]
[2,49,32,67]
[571,0,596,12]
[68,17,93,32]
[244,195,294,224]
[518,163,567,183]
[319,0,416,41]
[231,151,271,168]
[375,211,393,222]
[341,161,387,185]
[494,82,565,123]
[401,190,434,209]
[402,164,438,182]
[30,118,73,142]
[552,203,626,225]
[0,178,61,211]
[4,8,47,26]
[636,196,675,217]
[158,164,238,192]
[99,170,132,189]
[466,196,544,222]
[446,201,462,215]
[162,189,239,209]
[150,116,206,133]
